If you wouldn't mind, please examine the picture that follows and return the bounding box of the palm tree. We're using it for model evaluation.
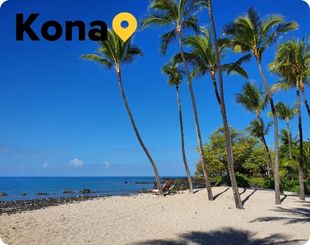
[270,38,308,201]
[275,102,296,159]
[224,7,298,205]
[162,61,194,193]
[142,0,214,200]
[179,27,249,208]
[271,38,310,118]
[246,119,273,177]
[81,30,163,195]
[236,83,268,123]
[203,0,244,209]
[182,28,249,106]
[279,129,298,161]
[236,83,272,177]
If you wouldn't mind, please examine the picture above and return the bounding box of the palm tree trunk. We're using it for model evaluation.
[177,30,213,200]
[206,0,243,209]
[301,89,310,118]
[176,85,194,193]
[210,73,222,105]
[116,67,163,195]
[256,60,281,205]
[261,135,273,178]
[255,112,272,178]
[286,119,293,160]
[296,86,305,201]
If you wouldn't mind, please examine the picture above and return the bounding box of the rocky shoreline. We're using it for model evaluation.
[0,195,110,215]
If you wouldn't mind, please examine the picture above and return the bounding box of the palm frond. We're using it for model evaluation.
[160,30,177,55]
[80,54,113,69]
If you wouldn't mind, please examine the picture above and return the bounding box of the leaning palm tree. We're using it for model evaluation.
[224,7,298,204]
[81,30,163,195]
[270,38,308,201]
[162,61,194,193]
[142,0,214,200]
[275,102,296,159]
[236,83,272,177]
[203,0,243,209]
[246,119,273,177]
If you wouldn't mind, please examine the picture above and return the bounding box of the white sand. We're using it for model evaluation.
[0,187,309,245]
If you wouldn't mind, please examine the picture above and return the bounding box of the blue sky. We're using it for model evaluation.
[0,0,309,177]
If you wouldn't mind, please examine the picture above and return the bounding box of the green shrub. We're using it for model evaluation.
[221,173,250,187]
[249,178,273,189]
[236,173,250,187]
[210,176,223,186]
[305,181,310,195]
[281,178,299,193]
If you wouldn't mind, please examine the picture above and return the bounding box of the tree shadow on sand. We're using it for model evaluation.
[242,189,257,205]
[239,188,247,195]
[280,193,300,204]
[213,187,230,200]
[251,206,310,224]
[133,228,305,245]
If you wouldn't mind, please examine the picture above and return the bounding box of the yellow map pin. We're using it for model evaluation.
[112,12,137,42]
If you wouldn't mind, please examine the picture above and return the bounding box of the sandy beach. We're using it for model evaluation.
[0,187,309,245]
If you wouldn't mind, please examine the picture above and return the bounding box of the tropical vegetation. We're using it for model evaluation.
[81,1,309,208]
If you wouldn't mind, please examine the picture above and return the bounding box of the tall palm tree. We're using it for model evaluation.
[270,38,308,201]
[142,0,214,200]
[179,27,249,208]
[246,119,273,177]
[236,83,272,177]
[224,7,298,205]
[275,102,296,159]
[162,61,194,193]
[204,0,244,209]
[81,30,163,195]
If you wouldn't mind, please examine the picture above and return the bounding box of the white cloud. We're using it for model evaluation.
[42,162,49,168]
[69,158,84,168]
[104,161,111,169]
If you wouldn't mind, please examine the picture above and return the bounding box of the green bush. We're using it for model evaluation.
[250,177,273,189]
[236,173,250,187]
[222,173,250,187]
[305,181,310,195]
[281,178,299,193]
[210,176,223,186]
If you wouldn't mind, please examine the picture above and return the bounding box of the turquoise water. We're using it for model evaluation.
[0,177,157,201]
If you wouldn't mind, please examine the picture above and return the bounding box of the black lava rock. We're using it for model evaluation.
[37,192,48,196]
[63,190,75,194]
[79,189,95,194]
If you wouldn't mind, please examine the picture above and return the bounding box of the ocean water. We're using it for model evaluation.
[0,177,158,201]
